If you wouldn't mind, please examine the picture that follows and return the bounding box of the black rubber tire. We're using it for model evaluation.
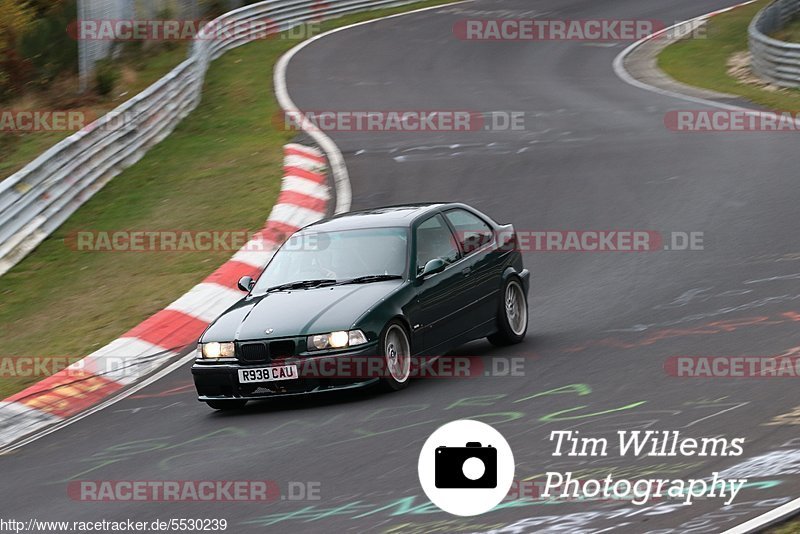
[487,276,528,346]
[379,320,413,391]
[206,399,248,411]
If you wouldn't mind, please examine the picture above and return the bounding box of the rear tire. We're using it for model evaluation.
[206,399,248,411]
[379,320,412,391]
[487,276,528,346]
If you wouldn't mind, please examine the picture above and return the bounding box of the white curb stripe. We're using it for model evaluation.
[285,154,327,171]
[282,176,331,200]
[0,403,61,449]
[723,497,800,533]
[80,337,179,385]
[165,282,243,323]
[268,203,326,228]
[231,246,279,269]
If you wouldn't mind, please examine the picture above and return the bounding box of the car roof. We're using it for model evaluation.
[301,203,453,232]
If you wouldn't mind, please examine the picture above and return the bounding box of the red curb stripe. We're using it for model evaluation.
[123,309,209,350]
[7,370,123,418]
[283,165,327,184]
[285,146,326,164]
[276,190,327,213]
[204,260,261,286]
[254,221,300,244]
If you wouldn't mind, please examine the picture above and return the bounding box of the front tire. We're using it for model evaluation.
[206,399,248,411]
[487,276,528,346]
[380,320,412,391]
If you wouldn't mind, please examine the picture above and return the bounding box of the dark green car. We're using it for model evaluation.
[192,203,530,410]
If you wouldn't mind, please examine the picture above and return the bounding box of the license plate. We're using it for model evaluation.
[238,364,298,384]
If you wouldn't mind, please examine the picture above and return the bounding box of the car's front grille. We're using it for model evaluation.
[269,340,295,359]
[238,342,270,363]
[237,339,298,363]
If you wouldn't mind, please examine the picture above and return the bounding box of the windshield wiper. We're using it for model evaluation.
[266,279,337,292]
[335,274,403,286]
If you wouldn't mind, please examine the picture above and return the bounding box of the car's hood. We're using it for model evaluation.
[202,281,403,341]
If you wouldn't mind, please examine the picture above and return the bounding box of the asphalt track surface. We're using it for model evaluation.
[3,0,800,532]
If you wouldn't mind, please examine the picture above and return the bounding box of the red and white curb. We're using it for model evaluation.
[0,143,329,448]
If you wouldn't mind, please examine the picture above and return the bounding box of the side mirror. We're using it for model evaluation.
[420,258,446,278]
[237,276,255,292]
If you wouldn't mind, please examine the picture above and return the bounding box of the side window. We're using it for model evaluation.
[415,214,460,274]
[444,209,493,255]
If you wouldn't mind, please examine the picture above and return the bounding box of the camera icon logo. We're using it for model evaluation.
[418,420,515,516]
[435,442,497,489]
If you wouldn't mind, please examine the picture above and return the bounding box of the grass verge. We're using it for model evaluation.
[772,518,800,533]
[658,0,800,112]
[0,0,456,399]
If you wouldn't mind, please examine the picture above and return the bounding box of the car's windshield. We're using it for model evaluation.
[252,227,408,293]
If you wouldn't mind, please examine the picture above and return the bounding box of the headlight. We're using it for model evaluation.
[200,342,235,359]
[307,330,368,351]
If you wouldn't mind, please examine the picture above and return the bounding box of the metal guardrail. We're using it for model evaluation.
[0,0,418,276]
[749,0,800,87]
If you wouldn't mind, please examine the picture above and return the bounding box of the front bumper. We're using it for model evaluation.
[192,342,381,401]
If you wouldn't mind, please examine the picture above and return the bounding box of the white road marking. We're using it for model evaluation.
[273,0,470,214]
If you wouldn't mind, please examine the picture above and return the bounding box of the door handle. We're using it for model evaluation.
[461,267,472,277]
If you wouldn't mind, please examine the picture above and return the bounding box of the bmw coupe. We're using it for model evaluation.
[192,203,530,410]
